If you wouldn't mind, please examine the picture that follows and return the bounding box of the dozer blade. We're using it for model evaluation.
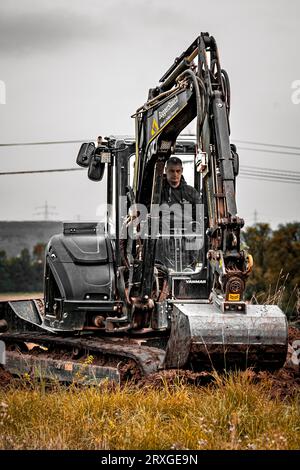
[164,303,288,370]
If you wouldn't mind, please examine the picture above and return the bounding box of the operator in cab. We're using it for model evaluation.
[157,156,203,273]
[161,156,201,207]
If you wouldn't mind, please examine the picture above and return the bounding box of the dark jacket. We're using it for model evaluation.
[161,175,201,206]
[159,175,201,234]
[157,176,202,268]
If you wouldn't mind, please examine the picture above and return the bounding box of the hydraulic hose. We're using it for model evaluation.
[176,68,207,150]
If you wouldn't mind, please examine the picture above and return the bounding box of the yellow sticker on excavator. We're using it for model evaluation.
[228,293,240,301]
[151,117,159,136]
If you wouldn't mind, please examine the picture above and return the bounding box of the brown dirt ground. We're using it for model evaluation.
[0,366,13,387]
[288,326,300,343]
[138,326,300,398]
[0,293,43,302]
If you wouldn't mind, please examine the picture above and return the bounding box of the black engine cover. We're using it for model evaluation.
[44,223,116,328]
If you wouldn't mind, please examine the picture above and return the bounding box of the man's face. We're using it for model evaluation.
[166,163,183,188]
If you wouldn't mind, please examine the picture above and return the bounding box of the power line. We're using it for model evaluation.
[0,139,89,147]
[240,170,300,181]
[0,166,299,185]
[241,176,300,184]
[239,173,300,184]
[0,168,84,176]
[240,168,300,180]
[242,165,300,176]
[1,138,300,156]
[240,176,300,184]
[34,201,58,220]
[240,177,300,184]
[234,139,300,152]
[238,146,300,157]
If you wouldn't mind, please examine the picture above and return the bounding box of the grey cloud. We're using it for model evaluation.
[0,0,190,56]
[0,7,111,55]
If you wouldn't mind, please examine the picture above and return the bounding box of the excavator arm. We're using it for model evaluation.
[130,33,249,310]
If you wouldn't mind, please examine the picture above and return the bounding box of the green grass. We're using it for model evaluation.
[0,371,299,450]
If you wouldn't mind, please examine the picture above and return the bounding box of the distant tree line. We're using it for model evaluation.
[0,223,299,316]
[0,243,45,293]
[243,222,300,317]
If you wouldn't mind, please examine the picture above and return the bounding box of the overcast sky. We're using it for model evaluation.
[0,0,299,227]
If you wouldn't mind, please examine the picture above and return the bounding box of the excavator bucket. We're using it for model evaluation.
[164,303,288,370]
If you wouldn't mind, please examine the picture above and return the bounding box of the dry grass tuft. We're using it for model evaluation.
[0,370,299,450]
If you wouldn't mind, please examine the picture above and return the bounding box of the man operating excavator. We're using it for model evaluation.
[157,156,203,272]
[162,156,200,206]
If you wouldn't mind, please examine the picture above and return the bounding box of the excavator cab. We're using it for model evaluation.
[153,143,207,299]
[76,135,210,303]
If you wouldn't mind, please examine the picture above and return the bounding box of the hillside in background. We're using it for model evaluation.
[0,221,63,257]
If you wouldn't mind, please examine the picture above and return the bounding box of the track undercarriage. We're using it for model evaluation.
[0,295,288,385]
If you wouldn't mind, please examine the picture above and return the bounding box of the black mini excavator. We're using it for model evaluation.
[0,34,288,383]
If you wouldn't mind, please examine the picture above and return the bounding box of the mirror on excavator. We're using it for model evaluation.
[76,142,95,167]
[76,141,110,181]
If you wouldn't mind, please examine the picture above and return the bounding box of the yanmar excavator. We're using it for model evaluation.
[0,33,288,383]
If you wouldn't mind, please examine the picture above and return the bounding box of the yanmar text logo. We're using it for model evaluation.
[186,279,206,284]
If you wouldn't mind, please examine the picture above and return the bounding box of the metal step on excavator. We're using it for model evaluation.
[0,33,288,385]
